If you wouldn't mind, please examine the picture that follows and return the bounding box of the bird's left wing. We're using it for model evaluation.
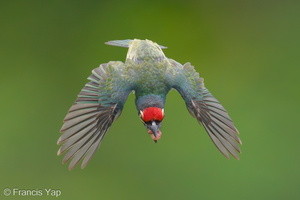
[58,61,132,170]
[167,59,241,159]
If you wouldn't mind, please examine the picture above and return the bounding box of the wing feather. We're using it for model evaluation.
[168,60,241,159]
[58,61,131,169]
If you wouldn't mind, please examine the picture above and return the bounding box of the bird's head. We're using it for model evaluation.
[139,107,164,142]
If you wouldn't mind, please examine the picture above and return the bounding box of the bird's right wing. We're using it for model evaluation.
[167,59,241,159]
[58,61,132,170]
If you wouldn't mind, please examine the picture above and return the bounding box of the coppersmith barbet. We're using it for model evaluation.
[57,39,241,170]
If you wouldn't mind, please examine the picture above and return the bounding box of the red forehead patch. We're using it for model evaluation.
[142,107,164,122]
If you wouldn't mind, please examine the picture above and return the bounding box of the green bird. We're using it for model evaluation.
[58,39,241,170]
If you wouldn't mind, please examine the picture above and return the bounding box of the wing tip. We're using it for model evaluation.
[57,137,63,145]
[105,39,131,48]
[221,150,240,160]
[81,162,88,169]
[238,138,242,145]
[68,165,75,171]
[57,148,62,156]
[234,156,240,160]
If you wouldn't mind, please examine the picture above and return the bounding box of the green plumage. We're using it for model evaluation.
[58,39,241,170]
[125,59,170,97]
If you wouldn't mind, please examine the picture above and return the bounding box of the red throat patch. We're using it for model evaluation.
[141,107,164,122]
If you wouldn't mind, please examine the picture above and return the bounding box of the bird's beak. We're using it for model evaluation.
[146,121,162,142]
[149,121,158,137]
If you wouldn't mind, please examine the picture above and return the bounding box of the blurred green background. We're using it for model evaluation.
[1,0,299,199]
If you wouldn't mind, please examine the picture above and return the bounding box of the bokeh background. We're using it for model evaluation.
[1,0,299,199]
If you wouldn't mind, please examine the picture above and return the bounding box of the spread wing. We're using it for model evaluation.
[167,59,242,159]
[58,61,132,170]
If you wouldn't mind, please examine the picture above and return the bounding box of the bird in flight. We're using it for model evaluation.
[57,39,241,170]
